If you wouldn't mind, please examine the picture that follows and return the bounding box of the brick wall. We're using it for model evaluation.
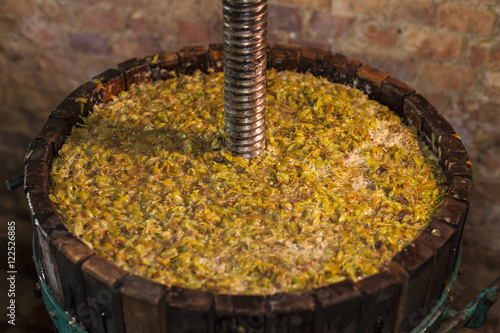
[1,0,499,331]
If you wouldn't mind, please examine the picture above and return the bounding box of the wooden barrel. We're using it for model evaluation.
[25,43,472,333]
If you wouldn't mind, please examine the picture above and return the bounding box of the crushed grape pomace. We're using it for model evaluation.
[49,70,447,295]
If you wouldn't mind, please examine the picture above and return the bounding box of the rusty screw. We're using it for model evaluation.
[223,0,267,158]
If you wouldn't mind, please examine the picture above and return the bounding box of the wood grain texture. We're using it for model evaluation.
[118,57,152,89]
[177,44,209,75]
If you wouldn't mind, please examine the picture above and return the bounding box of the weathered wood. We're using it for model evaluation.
[67,81,103,114]
[402,94,438,131]
[393,240,435,331]
[356,64,390,100]
[266,292,315,333]
[82,256,127,333]
[25,139,53,163]
[32,204,79,311]
[121,275,167,333]
[177,44,209,74]
[52,236,94,327]
[92,68,126,102]
[269,44,302,72]
[421,114,455,152]
[437,134,468,168]
[418,220,456,312]
[314,280,362,333]
[166,287,215,333]
[51,98,88,128]
[208,44,224,72]
[380,77,415,114]
[36,118,70,156]
[328,53,362,85]
[118,57,152,89]
[24,140,51,193]
[445,153,473,180]
[298,47,333,78]
[146,50,179,81]
[434,198,469,258]
[215,294,237,333]
[356,266,406,333]
[32,211,69,240]
[24,159,49,190]
[448,176,473,204]
[231,295,266,333]
[34,217,64,305]
[26,188,57,216]
[445,176,473,274]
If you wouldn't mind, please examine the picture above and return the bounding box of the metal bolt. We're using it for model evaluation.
[486,290,498,303]
[5,173,24,191]
[49,310,57,319]
[34,282,42,298]
[223,0,267,158]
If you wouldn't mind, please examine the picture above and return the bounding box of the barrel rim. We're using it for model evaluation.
[26,43,473,332]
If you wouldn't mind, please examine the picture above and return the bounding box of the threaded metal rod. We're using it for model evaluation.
[223,0,267,158]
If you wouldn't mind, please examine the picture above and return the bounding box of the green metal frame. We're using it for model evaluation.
[33,238,87,333]
[34,237,497,333]
[411,248,463,332]
[439,275,500,332]
[410,245,500,333]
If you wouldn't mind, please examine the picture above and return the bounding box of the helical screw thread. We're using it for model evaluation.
[223,0,267,158]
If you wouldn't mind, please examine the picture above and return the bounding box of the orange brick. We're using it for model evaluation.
[31,28,58,48]
[420,62,476,92]
[484,49,500,70]
[405,29,463,60]
[310,12,355,41]
[334,0,435,25]
[364,24,399,48]
[351,49,417,82]
[129,12,160,35]
[468,101,500,127]
[111,40,156,62]
[481,152,500,177]
[68,32,110,55]
[280,0,329,10]
[178,21,221,45]
[469,44,500,71]
[469,45,489,68]
[437,3,497,35]
[0,0,35,17]
[390,0,436,25]
[82,7,126,32]
[483,71,500,98]
[269,5,302,33]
